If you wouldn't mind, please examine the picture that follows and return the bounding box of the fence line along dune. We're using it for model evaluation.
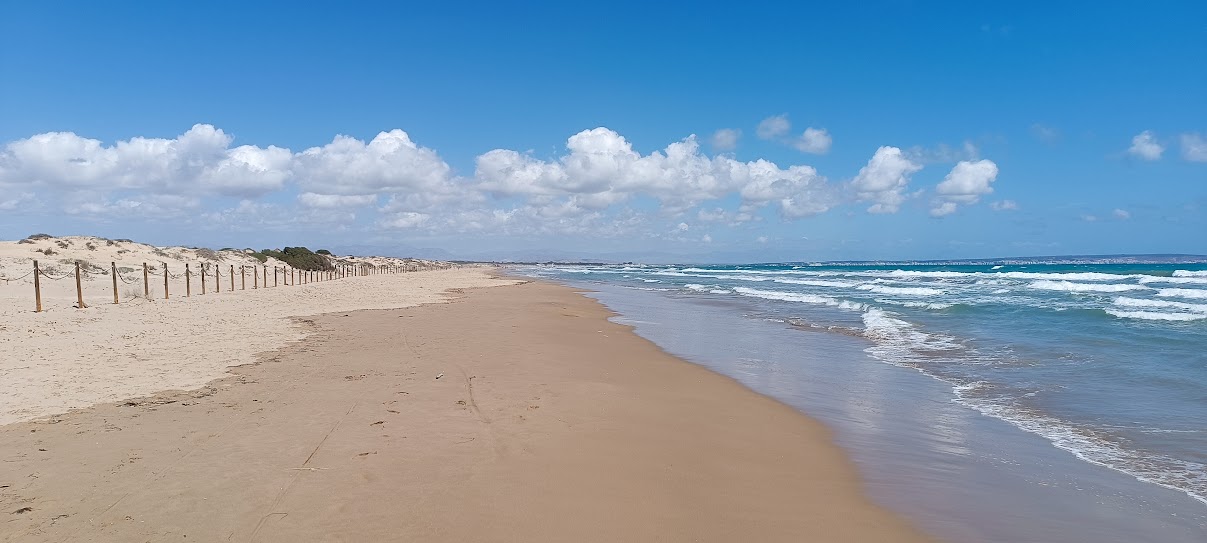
[0,234,513,426]
[0,234,457,312]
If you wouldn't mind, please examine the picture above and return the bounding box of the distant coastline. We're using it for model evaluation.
[479,253,1207,267]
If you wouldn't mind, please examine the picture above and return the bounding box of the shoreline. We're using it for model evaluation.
[0,277,935,542]
[546,272,1207,542]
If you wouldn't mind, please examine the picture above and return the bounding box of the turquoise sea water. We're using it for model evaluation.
[519,263,1207,541]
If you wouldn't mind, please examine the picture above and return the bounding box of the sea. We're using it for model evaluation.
[516,262,1207,542]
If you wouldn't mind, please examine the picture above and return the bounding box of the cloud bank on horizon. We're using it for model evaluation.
[0,120,1004,235]
[2,118,1203,259]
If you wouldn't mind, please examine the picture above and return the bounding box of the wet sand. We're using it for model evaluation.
[0,280,935,542]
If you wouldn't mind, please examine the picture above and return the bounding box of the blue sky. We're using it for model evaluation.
[1,1,1204,261]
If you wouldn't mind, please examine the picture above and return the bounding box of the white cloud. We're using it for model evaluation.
[0,192,35,211]
[697,208,728,222]
[930,159,999,216]
[476,127,835,219]
[756,236,768,244]
[1113,208,1131,220]
[0,123,1009,245]
[701,234,712,243]
[1128,130,1164,161]
[790,127,832,154]
[297,193,377,208]
[756,115,790,140]
[293,129,452,196]
[755,115,832,154]
[65,194,201,219]
[710,128,740,151]
[0,124,292,198]
[989,199,1018,211]
[850,146,923,214]
[930,202,958,217]
[378,211,431,229]
[1180,133,1207,162]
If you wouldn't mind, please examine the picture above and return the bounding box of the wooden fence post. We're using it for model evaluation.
[241,266,246,290]
[111,262,119,304]
[163,262,169,299]
[274,266,278,287]
[33,260,43,312]
[230,265,235,291]
[143,263,150,298]
[263,266,267,288]
[185,263,191,297]
[253,265,258,289]
[75,261,87,309]
[201,264,207,294]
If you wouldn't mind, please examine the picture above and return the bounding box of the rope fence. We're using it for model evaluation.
[8,259,407,313]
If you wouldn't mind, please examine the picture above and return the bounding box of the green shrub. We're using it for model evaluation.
[259,247,332,271]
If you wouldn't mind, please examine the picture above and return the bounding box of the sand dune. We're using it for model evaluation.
[0,235,512,425]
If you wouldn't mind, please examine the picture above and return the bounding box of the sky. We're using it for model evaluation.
[1,1,1205,262]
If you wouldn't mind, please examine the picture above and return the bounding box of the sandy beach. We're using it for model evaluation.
[0,275,934,542]
[0,235,496,425]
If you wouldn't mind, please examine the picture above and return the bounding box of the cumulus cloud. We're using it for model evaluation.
[930,159,999,216]
[0,124,292,198]
[930,202,958,217]
[756,115,791,140]
[790,127,832,154]
[1180,133,1207,162]
[1112,208,1131,220]
[710,128,740,151]
[850,146,923,214]
[293,129,452,196]
[476,127,835,218]
[0,123,1005,244]
[754,115,832,154]
[1128,130,1164,160]
[989,199,1018,211]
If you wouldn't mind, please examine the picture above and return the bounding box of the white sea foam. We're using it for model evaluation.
[773,278,858,288]
[733,287,863,310]
[857,284,944,296]
[1173,270,1207,277]
[860,309,964,371]
[952,392,1207,507]
[885,270,968,279]
[877,299,954,310]
[1113,297,1207,314]
[1139,275,1207,285]
[1028,280,1148,293]
[1156,288,1207,300]
[1104,309,1207,321]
